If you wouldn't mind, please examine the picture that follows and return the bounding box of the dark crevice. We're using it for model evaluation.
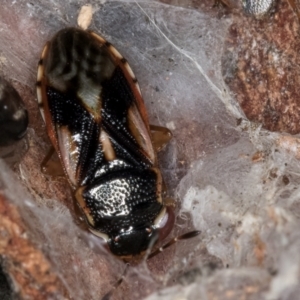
[0,261,14,300]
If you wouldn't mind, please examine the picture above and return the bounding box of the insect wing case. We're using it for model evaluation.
[37,28,166,256]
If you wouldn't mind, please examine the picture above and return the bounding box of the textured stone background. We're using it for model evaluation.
[223,0,300,134]
[1,1,300,300]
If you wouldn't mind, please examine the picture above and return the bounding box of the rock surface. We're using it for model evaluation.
[1,1,300,300]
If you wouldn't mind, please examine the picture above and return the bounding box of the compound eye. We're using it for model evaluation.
[155,206,175,242]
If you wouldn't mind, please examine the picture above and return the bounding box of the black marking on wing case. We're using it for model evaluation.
[47,87,104,185]
[101,66,152,169]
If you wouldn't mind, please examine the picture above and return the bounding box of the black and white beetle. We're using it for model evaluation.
[36,27,199,258]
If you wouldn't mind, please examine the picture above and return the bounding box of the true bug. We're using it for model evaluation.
[36,27,199,258]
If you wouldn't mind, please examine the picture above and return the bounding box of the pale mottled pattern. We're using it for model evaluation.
[242,0,275,16]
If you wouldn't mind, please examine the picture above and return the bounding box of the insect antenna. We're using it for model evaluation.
[101,263,130,300]
[148,230,201,259]
[101,231,200,299]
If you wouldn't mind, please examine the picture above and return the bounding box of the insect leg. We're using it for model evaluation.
[150,125,172,152]
[287,0,300,23]
[148,230,201,259]
[213,0,231,8]
[41,146,64,177]
[163,197,176,207]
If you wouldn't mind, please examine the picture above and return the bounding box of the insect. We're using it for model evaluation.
[0,77,28,147]
[36,27,199,258]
